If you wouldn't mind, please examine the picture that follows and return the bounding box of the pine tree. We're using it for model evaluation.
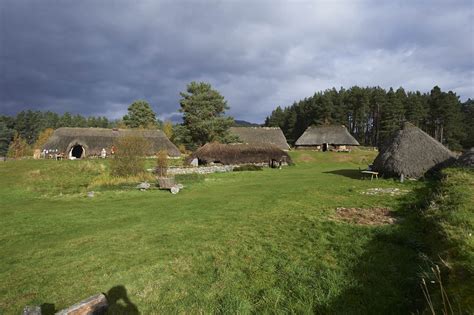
[405,91,427,127]
[179,81,235,147]
[0,122,14,157]
[123,100,158,129]
[379,88,404,145]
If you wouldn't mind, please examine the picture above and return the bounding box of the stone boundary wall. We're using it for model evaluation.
[167,165,236,175]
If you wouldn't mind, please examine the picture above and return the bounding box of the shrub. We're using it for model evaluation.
[233,164,263,172]
[156,150,168,177]
[110,135,150,177]
[7,133,31,159]
[178,144,187,154]
[34,128,54,150]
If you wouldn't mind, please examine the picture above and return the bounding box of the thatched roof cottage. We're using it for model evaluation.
[43,127,180,158]
[372,122,456,178]
[295,125,360,151]
[186,142,292,166]
[229,127,290,150]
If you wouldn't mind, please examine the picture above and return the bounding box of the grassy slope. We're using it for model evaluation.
[422,168,474,312]
[1,151,428,314]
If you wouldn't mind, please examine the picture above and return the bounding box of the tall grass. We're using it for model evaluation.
[420,168,474,313]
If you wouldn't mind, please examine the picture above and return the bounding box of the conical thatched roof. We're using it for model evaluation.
[186,142,292,165]
[230,127,290,150]
[295,125,360,146]
[457,148,474,167]
[373,122,455,178]
[43,127,180,157]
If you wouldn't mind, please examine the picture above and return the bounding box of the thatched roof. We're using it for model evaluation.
[295,125,360,146]
[373,122,456,178]
[43,127,180,157]
[186,142,293,165]
[229,127,290,150]
[457,148,474,167]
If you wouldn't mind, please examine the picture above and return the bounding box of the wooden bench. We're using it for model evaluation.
[361,170,379,180]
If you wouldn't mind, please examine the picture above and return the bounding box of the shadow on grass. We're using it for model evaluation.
[323,169,362,180]
[105,285,139,315]
[38,285,139,315]
[318,185,433,314]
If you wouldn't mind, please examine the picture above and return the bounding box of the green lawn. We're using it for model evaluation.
[1,151,430,314]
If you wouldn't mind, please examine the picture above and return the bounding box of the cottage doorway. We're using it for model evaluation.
[70,145,84,159]
[322,143,328,152]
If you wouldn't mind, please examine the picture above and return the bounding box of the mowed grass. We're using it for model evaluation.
[1,150,427,314]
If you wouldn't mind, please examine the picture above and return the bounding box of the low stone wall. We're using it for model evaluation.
[167,165,235,175]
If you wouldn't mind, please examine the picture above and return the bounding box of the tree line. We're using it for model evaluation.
[0,81,236,156]
[0,111,112,156]
[2,83,472,157]
[265,86,473,150]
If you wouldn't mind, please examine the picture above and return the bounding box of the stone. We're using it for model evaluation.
[23,306,41,315]
[137,182,151,191]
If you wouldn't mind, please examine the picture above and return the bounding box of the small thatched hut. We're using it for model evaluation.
[229,127,290,150]
[186,142,292,166]
[373,122,456,178]
[457,148,474,167]
[295,125,360,151]
[43,127,180,159]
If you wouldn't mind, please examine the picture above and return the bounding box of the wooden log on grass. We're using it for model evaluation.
[55,293,108,315]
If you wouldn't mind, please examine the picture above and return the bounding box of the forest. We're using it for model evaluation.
[0,111,111,156]
[265,86,473,150]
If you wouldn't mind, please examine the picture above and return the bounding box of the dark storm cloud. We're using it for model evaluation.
[1,0,473,123]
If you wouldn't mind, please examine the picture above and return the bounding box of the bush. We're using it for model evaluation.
[7,133,31,159]
[233,164,263,172]
[110,135,150,177]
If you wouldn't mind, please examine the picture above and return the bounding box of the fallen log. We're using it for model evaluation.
[55,293,108,315]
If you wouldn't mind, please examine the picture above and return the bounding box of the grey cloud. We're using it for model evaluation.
[1,0,472,123]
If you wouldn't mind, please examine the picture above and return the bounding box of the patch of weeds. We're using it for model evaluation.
[175,173,206,185]
[233,165,263,172]
[88,172,155,191]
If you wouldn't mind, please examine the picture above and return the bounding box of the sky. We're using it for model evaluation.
[0,0,473,123]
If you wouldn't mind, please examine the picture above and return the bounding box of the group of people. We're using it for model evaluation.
[41,149,64,160]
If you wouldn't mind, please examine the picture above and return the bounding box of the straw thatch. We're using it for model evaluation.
[373,122,456,178]
[229,127,290,150]
[457,148,474,167]
[295,125,360,147]
[43,127,180,157]
[186,142,292,166]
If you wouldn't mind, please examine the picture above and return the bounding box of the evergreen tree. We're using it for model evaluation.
[59,112,73,127]
[179,81,235,147]
[461,99,474,148]
[265,106,286,128]
[379,88,404,145]
[0,122,14,157]
[369,87,386,146]
[405,91,428,127]
[123,100,158,129]
[14,110,44,145]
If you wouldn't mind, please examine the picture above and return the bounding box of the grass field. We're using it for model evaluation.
[0,150,455,314]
